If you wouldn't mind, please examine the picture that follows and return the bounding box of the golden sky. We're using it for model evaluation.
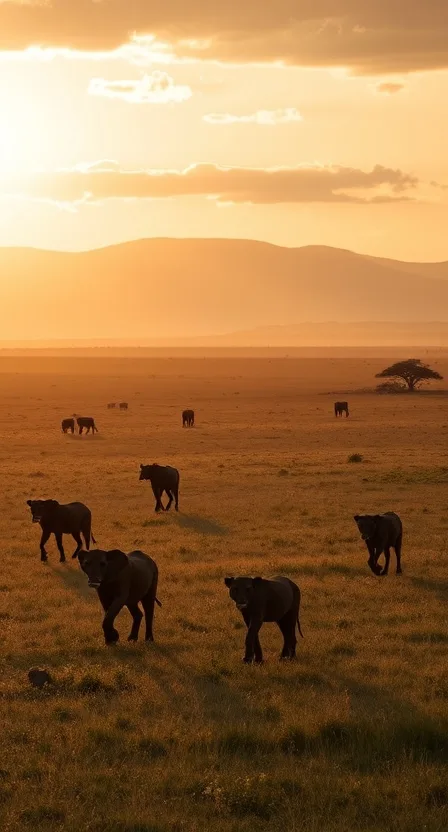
[0,1,447,259]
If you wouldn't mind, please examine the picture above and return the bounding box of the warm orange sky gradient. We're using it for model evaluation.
[0,1,447,259]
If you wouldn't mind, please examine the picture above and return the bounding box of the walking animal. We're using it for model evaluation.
[75,548,161,645]
[27,499,96,562]
[76,416,98,434]
[182,409,195,427]
[334,401,349,417]
[354,512,403,575]
[61,418,75,434]
[224,575,303,663]
[139,464,180,512]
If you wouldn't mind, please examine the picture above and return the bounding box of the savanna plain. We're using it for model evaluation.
[0,355,447,832]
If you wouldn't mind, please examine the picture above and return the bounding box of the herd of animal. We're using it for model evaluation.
[26,391,405,660]
[61,407,196,435]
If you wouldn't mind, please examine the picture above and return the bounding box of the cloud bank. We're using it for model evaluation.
[0,1,447,73]
[88,71,192,103]
[0,161,418,205]
[203,108,302,125]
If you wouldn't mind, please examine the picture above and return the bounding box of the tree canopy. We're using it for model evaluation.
[375,358,443,391]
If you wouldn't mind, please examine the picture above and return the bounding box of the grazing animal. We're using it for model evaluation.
[107,403,116,409]
[61,418,75,434]
[224,575,303,663]
[139,463,180,512]
[334,401,349,417]
[77,416,98,435]
[182,409,195,427]
[26,499,96,563]
[354,512,403,575]
[119,402,128,410]
[75,549,161,645]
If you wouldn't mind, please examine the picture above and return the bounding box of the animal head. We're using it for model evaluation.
[27,499,59,523]
[139,463,159,482]
[75,549,128,588]
[224,576,263,610]
[354,514,380,541]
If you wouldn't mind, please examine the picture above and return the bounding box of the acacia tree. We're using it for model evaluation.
[375,358,443,391]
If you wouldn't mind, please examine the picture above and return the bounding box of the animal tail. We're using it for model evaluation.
[155,597,162,607]
[297,597,304,638]
[91,532,97,545]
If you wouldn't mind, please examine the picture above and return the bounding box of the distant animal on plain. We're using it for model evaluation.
[182,409,195,427]
[75,548,161,645]
[26,499,96,563]
[107,403,116,409]
[334,401,349,417]
[354,512,403,576]
[224,575,303,663]
[119,402,128,410]
[139,464,180,513]
[61,418,75,434]
[76,416,98,435]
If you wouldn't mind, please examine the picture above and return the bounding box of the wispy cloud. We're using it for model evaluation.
[203,108,302,125]
[88,71,192,104]
[376,82,405,95]
[0,162,418,205]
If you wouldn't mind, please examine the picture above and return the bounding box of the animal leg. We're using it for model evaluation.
[141,583,158,642]
[152,486,164,512]
[127,603,143,641]
[395,534,403,574]
[165,490,173,511]
[244,618,263,664]
[102,595,127,645]
[277,611,297,660]
[39,529,51,562]
[381,548,391,576]
[72,531,83,558]
[55,533,66,563]
[174,484,179,512]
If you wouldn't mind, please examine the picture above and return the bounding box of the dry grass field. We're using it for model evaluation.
[0,355,447,832]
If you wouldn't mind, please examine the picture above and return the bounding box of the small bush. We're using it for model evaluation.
[348,453,363,463]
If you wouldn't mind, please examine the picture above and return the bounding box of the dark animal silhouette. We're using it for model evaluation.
[224,575,303,663]
[139,464,180,512]
[182,409,195,427]
[75,548,161,645]
[107,403,116,409]
[334,401,349,417]
[61,418,75,434]
[27,499,96,563]
[354,512,403,575]
[119,402,128,410]
[77,416,98,435]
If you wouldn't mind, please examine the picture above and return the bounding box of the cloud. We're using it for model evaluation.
[88,71,192,103]
[376,82,405,94]
[0,2,447,74]
[0,161,418,205]
[203,108,302,125]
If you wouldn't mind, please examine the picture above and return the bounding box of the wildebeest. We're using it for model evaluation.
[77,416,98,434]
[139,464,180,512]
[75,548,161,645]
[334,401,349,417]
[61,418,75,434]
[182,409,195,427]
[119,402,128,410]
[354,512,403,575]
[107,403,116,409]
[26,499,96,562]
[224,575,303,663]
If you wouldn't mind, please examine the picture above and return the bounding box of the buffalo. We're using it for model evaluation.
[75,548,161,645]
[119,402,128,410]
[224,575,303,663]
[334,401,349,417]
[182,409,195,427]
[77,416,98,435]
[107,403,116,409]
[354,512,403,575]
[61,418,75,434]
[139,464,180,512]
[27,499,96,562]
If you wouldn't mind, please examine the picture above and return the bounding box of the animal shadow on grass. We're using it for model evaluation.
[175,514,228,536]
[51,563,97,603]
[410,575,448,604]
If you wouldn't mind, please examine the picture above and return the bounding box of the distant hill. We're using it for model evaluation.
[1,239,448,342]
